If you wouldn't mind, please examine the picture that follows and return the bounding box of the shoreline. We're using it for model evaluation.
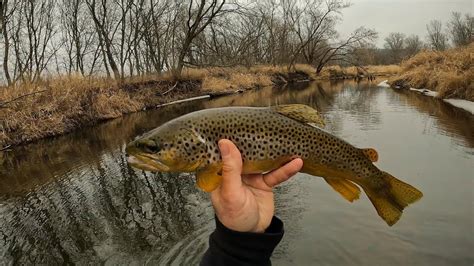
[0,68,311,150]
[0,64,401,150]
[378,80,474,115]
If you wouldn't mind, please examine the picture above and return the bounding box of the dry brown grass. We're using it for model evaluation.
[319,65,401,79]
[204,72,273,92]
[367,65,401,75]
[250,64,318,80]
[0,64,315,148]
[390,43,474,100]
[0,75,147,147]
[186,65,311,93]
[0,73,208,148]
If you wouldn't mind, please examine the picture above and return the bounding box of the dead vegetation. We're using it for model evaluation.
[390,43,474,101]
[0,74,202,148]
[0,63,406,148]
[319,65,401,80]
[0,65,319,148]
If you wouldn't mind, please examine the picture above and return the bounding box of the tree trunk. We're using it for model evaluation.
[1,0,12,85]
[103,37,120,79]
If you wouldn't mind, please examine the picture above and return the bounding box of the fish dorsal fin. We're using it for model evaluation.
[324,177,361,202]
[362,148,378,162]
[271,104,325,128]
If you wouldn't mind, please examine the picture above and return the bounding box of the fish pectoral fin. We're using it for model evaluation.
[271,104,325,128]
[196,166,222,192]
[362,148,378,162]
[324,177,361,202]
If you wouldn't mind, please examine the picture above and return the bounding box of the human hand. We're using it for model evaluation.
[211,139,303,233]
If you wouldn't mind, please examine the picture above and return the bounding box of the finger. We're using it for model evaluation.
[218,139,243,194]
[242,174,273,192]
[263,158,303,187]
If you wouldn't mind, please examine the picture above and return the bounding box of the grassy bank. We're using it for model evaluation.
[0,63,399,149]
[389,44,474,101]
[319,65,401,80]
[0,64,317,149]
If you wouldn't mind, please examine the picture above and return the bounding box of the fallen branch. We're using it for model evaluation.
[0,145,11,151]
[0,89,48,108]
[157,95,211,108]
[278,75,288,84]
[161,82,178,96]
[296,79,311,83]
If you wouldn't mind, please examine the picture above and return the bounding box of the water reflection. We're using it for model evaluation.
[1,161,212,264]
[389,89,474,148]
[0,80,473,265]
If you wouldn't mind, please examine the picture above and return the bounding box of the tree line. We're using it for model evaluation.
[0,0,378,85]
[357,12,473,65]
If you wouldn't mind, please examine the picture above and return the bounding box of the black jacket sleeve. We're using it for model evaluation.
[200,216,284,266]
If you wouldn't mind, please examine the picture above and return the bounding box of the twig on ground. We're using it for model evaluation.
[161,82,178,95]
[0,89,48,108]
[0,145,12,151]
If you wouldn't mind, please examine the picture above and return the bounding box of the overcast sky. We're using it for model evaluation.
[337,0,473,47]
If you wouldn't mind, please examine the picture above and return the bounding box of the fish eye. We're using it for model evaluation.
[136,140,161,154]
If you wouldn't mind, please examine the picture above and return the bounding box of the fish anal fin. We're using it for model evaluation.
[196,165,222,192]
[324,177,361,202]
[272,104,325,128]
[362,148,378,162]
[302,163,361,202]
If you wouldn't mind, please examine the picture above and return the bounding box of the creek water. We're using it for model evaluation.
[0,80,473,265]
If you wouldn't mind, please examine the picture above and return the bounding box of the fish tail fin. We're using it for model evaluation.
[361,171,423,226]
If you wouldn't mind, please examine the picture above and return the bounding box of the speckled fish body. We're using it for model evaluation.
[126,104,422,226]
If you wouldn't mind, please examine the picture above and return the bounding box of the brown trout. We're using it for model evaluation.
[125,104,422,226]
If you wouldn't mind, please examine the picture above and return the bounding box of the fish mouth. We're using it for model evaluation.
[126,153,170,172]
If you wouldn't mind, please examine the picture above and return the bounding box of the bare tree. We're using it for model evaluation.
[448,12,473,47]
[0,0,14,85]
[175,0,227,76]
[426,20,448,51]
[140,0,177,74]
[126,0,147,76]
[287,0,346,70]
[60,0,99,75]
[7,0,58,82]
[405,34,424,57]
[280,0,376,73]
[384,32,405,63]
[85,0,121,79]
[2,0,385,84]
[315,27,376,73]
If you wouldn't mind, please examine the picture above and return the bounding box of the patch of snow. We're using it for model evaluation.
[443,99,474,115]
[409,87,474,114]
[377,80,390,88]
[409,88,439,97]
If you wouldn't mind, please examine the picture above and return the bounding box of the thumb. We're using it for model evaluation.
[218,139,243,194]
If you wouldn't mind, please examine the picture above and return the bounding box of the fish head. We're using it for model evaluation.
[125,123,207,172]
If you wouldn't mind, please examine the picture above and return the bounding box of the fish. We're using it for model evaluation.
[125,104,422,226]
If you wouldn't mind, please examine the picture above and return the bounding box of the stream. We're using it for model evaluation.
[0,80,473,265]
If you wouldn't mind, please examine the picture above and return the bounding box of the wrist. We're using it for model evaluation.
[215,213,274,233]
[201,216,285,265]
[216,215,259,233]
[215,214,284,236]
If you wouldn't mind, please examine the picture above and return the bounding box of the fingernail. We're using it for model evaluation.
[218,140,229,156]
